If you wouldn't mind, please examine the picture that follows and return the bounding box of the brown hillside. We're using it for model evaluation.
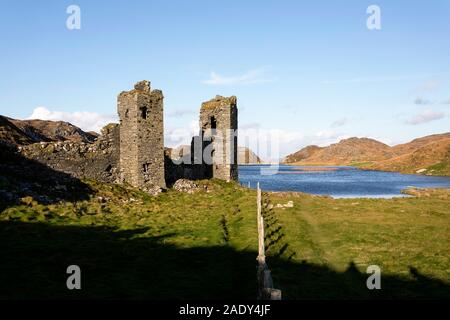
[369,138,450,174]
[282,145,323,163]
[284,137,393,165]
[0,115,98,147]
[9,118,97,143]
[391,133,450,156]
[282,133,450,176]
[0,116,35,146]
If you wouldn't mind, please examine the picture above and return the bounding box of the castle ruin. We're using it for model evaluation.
[117,80,165,189]
[17,80,239,191]
[198,95,238,181]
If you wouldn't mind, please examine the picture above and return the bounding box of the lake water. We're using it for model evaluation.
[238,165,450,198]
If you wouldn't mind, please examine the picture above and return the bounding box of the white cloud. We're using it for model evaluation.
[239,128,350,162]
[405,109,445,125]
[443,99,450,105]
[203,67,276,86]
[28,107,118,133]
[165,120,199,148]
[311,131,349,146]
[165,123,321,162]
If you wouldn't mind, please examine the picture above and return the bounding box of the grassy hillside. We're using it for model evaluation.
[1,179,449,299]
[427,157,450,176]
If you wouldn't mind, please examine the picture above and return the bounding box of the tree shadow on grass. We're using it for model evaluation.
[0,220,449,300]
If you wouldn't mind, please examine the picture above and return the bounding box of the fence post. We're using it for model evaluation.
[257,182,265,264]
[256,182,282,300]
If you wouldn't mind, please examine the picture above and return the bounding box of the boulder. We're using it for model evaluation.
[172,179,199,194]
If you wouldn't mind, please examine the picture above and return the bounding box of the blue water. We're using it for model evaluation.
[238,165,450,198]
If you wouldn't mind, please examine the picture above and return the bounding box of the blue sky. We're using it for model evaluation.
[1,0,449,158]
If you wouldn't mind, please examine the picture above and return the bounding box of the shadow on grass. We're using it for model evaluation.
[0,220,449,300]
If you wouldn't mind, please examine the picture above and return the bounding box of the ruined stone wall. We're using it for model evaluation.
[199,95,238,182]
[164,150,208,185]
[117,81,165,189]
[18,123,120,183]
[13,82,238,191]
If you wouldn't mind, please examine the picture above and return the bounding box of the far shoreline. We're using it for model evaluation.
[240,163,450,177]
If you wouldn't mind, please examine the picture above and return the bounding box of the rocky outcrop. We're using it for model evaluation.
[0,142,92,210]
[0,115,97,145]
[172,179,199,194]
[17,123,120,183]
[0,116,36,146]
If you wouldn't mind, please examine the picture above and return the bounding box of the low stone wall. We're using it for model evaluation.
[164,153,210,185]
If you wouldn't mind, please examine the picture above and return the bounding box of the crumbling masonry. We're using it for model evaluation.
[198,95,238,181]
[18,80,238,190]
[117,80,166,189]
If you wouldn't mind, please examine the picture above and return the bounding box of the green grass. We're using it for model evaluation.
[0,179,260,299]
[0,180,449,299]
[267,189,450,298]
[349,161,374,168]
[427,158,450,176]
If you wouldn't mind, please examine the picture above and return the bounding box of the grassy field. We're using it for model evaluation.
[267,188,450,298]
[0,179,449,299]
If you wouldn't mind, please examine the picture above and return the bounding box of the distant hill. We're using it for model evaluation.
[282,145,323,164]
[368,137,450,176]
[0,115,97,146]
[0,115,36,146]
[238,147,263,164]
[283,137,393,165]
[282,133,450,176]
[391,133,450,156]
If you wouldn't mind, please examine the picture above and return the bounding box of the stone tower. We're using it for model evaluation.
[199,95,238,181]
[117,80,166,189]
